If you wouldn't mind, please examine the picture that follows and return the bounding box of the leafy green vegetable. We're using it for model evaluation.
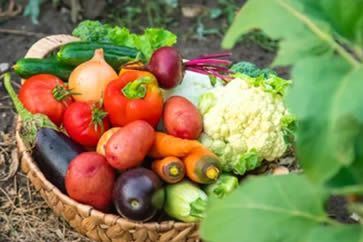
[230,61,276,78]
[230,61,291,96]
[72,20,177,61]
[201,174,332,242]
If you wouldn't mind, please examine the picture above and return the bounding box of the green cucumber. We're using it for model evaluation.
[13,58,74,81]
[57,42,142,70]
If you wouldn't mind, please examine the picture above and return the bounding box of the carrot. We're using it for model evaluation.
[152,156,185,183]
[148,132,202,158]
[183,147,221,184]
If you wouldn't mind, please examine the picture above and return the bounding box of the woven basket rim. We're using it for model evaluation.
[16,34,198,233]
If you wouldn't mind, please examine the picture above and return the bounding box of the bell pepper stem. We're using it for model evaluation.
[122,76,151,99]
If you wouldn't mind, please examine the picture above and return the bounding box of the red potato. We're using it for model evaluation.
[65,152,116,212]
[163,96,202,139]
[105,120,155,171]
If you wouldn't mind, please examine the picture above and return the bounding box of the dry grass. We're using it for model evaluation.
[0,131,92,242]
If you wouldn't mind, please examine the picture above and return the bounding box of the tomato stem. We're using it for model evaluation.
[91,105,108,133]
[52,85,75,101]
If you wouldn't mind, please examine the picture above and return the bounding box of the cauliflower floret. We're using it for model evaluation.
[198,77,289,175]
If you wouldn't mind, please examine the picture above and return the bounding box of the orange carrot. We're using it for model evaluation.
[183,147,221,184]
[152,156,185,183]
[148,132,202,158]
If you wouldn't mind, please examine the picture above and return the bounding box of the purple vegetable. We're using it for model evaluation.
[123,47,232,89]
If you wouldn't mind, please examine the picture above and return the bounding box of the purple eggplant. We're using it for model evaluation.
[112,168,165,221]
[33,128,85,193]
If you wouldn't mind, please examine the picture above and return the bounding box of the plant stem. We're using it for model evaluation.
[3,73,32,120]
[277,0,360,68]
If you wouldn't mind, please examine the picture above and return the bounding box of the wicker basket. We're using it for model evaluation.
[15,35,200,242]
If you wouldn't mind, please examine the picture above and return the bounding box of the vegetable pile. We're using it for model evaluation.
[5,20,293,223]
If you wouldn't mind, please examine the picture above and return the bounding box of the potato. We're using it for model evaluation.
[65,152,116,212]
[96,127,121,156]
[105,120,155,170]
[163,96,202,139]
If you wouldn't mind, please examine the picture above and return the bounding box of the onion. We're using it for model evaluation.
[69,49,118,103]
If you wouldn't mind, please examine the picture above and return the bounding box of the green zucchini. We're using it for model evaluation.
[13,58,74,81]
[57,42,142,71]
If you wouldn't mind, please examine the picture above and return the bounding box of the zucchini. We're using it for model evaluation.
[14,58,74,81]
[57,41,142,71]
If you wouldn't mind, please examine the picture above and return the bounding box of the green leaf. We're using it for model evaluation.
[201,174,330,242]
[24,0,41,24]
[306,225,363,242]
[289,62,363,183]
[304,0,363,49]
[327,130,363,190]
[210,8,223,19]
[222,0,360,68]
[72,21,177,61]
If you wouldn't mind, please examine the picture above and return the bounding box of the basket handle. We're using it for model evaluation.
[24,34,79,58]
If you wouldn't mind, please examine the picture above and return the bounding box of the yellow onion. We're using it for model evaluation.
[69,48,118,102]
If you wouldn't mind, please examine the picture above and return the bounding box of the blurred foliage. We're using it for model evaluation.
[24,0,41,24]
[106,0,178,30]
[20,0,277,52]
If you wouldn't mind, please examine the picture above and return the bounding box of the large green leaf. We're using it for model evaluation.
[200,174,330,242]
[286,58,363,183]
[327,128,363,190]
[223,0,361,67]
[223,0,332,66]
[303,0,363,51]
[222,0,363,184]
[306,225,363,242]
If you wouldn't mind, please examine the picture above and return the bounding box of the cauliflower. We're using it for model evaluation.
[198,76,292,175]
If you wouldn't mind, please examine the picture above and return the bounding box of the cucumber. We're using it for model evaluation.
[57,42,142,71]
[14,58,74,81]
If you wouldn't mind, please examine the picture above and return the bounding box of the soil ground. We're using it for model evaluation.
[0,1,354,242]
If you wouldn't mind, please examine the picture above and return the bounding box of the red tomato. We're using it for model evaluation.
[18,74,72,125]
[63,102,110,146]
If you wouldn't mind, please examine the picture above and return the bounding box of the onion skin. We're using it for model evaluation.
[69,49,118,103]
[148,47,184,89]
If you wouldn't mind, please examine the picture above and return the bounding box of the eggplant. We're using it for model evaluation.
[33,128,85,193]
[112,168,165,221]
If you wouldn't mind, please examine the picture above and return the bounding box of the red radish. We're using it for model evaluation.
[123,47,232,89]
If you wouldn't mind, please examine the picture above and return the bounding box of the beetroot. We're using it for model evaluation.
[123,47,232,89]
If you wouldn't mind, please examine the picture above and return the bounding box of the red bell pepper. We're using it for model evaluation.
[104,70,163,128]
